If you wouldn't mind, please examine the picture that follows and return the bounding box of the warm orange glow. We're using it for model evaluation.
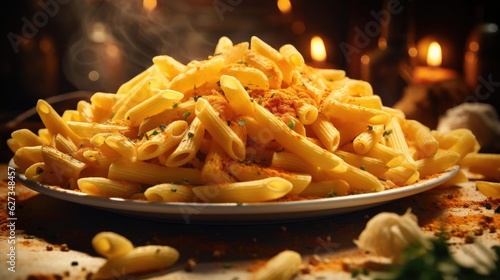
[360,55,370,64]
[311,36,327,62]
[469,41,479,52]
[427,41,442,67]
[143,0,157,12]
[408,47,417,58]
[277,0,292,14]
[378,37,387,50]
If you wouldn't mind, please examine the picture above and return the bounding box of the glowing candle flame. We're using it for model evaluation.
[143,0,157,12]
[277,0,292,14]
[427,41,442,67]
[311,36,327,62]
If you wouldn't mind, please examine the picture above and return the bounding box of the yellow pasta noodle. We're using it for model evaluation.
[192,177,292,203]
[249,250,302,280]
[77,177,142,198]
[144,183,195,202]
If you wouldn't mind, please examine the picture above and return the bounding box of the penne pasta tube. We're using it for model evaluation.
[108,160,203,186]
[244,49,283,89]
[138,100,196,134]
[116,65,153,95]
[279,44,305,67]
[36,99,81,146]
[105,133,138,162]
[253,103,347,173]
[113,76,164,121]
[309,114,340,152]
[240,115,274,145]
[228,162,312,195]
[364,143,404,168]
[195,98,246,161]
[221,42,249,64]
[192,177,293,203]
[54,134,78,154]
[11,128,46,147]
[220,74,255,116]
[251,36,295,86]
[136,120,188,161]
[271,151,321,179]
[317,68,346,82]
[322,96,390,125]
[220,65,269,90]
[77,177,142,198]
[334,150,390,177]
[295,103,318,125]
[66,121,130,140]
[299,179,350,197]
[42,145,86,180]
[77,100,93,123]
[164,117,205,167]
[353,124,384,155]
[343,95,383,109]
[214,36,233,54]
[404,120,439,158]
[384,117,417,169]
[321,163,384,193]
[415,150,460,178]
[13,146,43,173]
[249,250,302,280]
[124,89,184,126]
[61,109,81,122]
[144,184,195,202]
[476,181,500,199]
[92,231,134,259]
[152,55,186,79]
[381,166,420,186]
[93,245,179,280]
[6,138,22,153]
[168,55,225,94]
[446,129,480,161]
[460,153,500,181]
[201,141,236,184]
[25,162,59,185]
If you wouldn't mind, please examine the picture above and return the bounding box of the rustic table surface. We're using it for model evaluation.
[1,163,499,280]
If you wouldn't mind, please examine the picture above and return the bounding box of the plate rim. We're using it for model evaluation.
[10,157,459,221]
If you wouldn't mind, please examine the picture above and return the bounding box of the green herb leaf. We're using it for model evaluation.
[182,111,191,120]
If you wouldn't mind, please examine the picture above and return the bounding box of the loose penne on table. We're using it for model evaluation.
[9,35,490,203]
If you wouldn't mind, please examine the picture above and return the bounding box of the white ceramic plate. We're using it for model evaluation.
[13,160,459,223]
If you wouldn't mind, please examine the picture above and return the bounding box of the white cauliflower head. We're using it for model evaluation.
[354,209,431,261]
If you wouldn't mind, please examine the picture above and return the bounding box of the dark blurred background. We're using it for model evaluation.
[1,0,499,160]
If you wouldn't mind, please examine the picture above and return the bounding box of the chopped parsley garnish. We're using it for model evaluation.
[367,125,373,131]
[237,119,246,126]
[287,120,295,129]
[170,188,177,193]
[187,132,194,138]
[159,123,167,132]
[172,103,179,108]
[182,111,191,120]
[383,129,393,137]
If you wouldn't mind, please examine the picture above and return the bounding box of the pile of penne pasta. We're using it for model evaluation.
[8,36,490,203]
